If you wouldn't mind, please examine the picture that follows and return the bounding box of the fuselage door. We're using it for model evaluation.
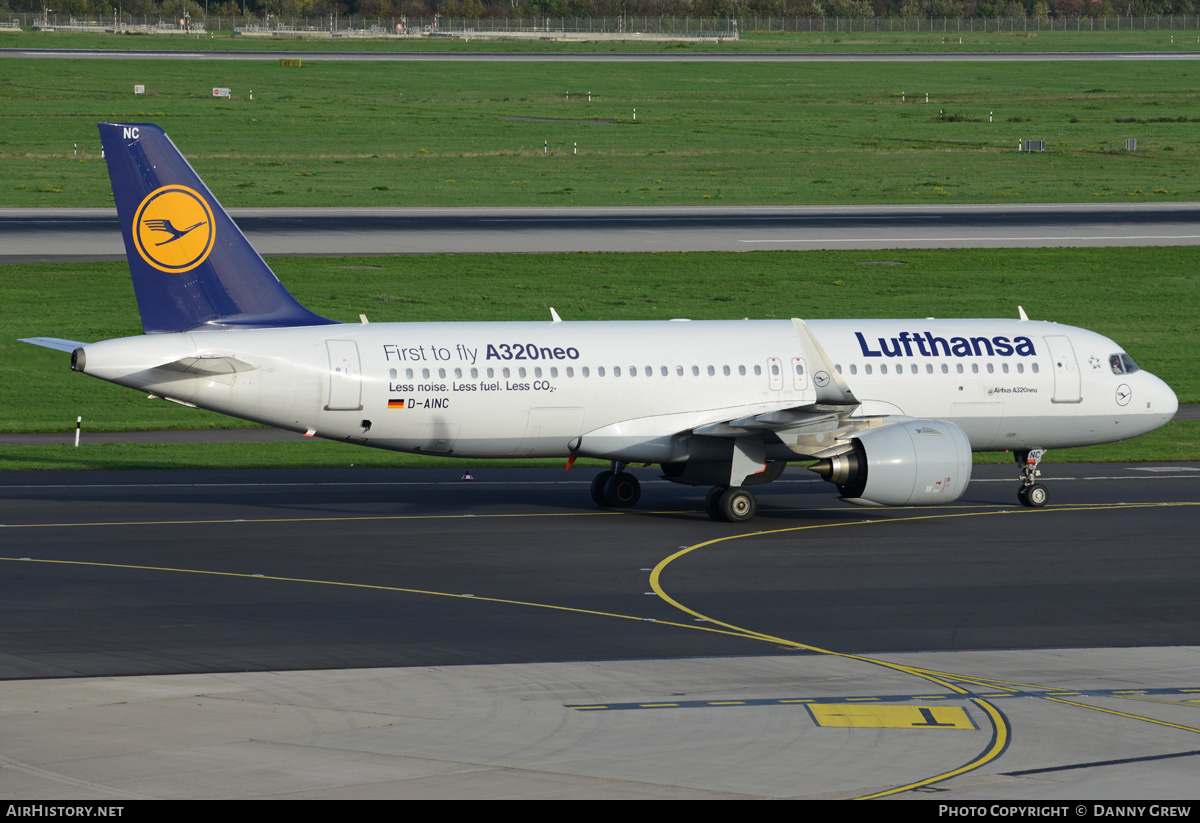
[1044,335,1082,404]
[325,339,363,411]
[767,357,783,391]
[791,356,808,391]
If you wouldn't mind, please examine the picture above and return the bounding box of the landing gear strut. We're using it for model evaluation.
[704,485,757,523]
[591,463,641,509]
[1015,449,1048,508]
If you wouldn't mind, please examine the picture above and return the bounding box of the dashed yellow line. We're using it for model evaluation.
[0,555,766,646]
[0,510,639,529]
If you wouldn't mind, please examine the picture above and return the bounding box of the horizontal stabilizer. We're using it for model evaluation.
[19,337,88,352]
[158,355,258,376]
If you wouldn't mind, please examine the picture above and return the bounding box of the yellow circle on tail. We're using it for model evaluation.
[132,185,216,273]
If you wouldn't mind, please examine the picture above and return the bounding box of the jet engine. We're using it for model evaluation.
[809,419,972,506]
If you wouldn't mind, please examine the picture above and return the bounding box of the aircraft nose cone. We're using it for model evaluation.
[1163,380,1179,420]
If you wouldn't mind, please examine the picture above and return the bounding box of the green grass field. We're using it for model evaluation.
[3,57,1199,207]
[7,26,1200,53]
[1,420,1194,471]
[1,39,1195,470]
[4,246,1195,402]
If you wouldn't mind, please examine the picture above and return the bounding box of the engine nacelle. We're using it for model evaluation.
[809,419,972,506]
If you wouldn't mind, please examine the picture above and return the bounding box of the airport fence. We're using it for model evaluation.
[7,13,1200,36]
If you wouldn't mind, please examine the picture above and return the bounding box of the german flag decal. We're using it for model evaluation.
[387,398,406,409]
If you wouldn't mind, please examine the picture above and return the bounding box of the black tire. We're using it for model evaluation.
[604,472,641,508]
[1025,483,1048,508]
[705,486,728,521]
[591,471,613,507]
[719,487,757,523]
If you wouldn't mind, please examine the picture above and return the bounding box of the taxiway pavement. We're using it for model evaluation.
[6,203,1200,262]
[1,464,1198,799]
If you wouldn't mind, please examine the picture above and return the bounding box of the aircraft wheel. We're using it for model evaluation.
[719,487,757,523]
[705,486,728,521]
[591,471,613,507]
[604,472,641,508]
[1018,483,1048,508]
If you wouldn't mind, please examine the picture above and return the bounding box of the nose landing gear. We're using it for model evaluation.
[1015,449,1048,508]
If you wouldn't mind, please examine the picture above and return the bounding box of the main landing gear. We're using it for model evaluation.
[591,463,641,509]
[590,464,759,523]
[704,486,757,523]
[1015,448,1049,508]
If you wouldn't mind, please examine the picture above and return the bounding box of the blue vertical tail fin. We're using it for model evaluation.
[99,123,334,334]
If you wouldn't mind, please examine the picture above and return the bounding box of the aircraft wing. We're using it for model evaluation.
[690,403,871,459]
[690,318,865,458]
[19,337,89,352]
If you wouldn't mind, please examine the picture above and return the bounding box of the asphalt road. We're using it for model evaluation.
[4,48,1200,62]
[6,202,1200,262]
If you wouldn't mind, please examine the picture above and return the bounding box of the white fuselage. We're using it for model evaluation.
[76,318,1177,463]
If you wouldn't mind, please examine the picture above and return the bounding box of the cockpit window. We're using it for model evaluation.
[1110,353,1141,375]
